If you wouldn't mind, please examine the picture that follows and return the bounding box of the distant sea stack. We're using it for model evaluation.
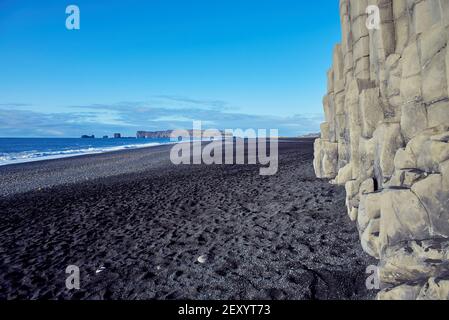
[314,0,449,300]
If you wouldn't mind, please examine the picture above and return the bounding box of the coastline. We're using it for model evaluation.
[0,139,376,299]
[0,138,175,167]
[0,138,304,198]
[0,143,175,198]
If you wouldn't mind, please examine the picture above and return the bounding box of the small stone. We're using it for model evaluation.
[95,266,106,274]
[197,255,207,264]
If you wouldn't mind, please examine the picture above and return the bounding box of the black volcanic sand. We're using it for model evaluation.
[0,139,376,300]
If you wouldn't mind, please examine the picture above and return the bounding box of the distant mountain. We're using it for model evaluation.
[298,133,320,138]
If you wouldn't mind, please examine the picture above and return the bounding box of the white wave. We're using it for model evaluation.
[0,142,172,166]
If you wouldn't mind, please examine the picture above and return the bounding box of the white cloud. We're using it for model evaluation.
[0,100,323,137]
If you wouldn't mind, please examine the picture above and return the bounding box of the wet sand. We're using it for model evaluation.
[0,139,376,299]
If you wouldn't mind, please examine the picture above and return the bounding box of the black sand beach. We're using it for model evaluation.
[0,139,376,299]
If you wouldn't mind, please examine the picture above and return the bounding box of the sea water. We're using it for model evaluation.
[0,137,173,166]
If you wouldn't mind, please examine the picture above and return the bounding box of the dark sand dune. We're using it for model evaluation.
[0,139,376,299]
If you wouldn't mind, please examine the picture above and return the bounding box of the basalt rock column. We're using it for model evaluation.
[314,0,449,300]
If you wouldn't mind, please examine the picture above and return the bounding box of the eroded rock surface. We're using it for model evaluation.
[314,0,449,300]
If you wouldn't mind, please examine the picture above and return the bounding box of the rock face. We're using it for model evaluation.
[314,0,449,300]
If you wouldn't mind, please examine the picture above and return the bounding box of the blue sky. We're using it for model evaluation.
[0,0,341,137]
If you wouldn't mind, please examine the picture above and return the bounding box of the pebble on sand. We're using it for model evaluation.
[95,266,106,274]
[197,255,207,264]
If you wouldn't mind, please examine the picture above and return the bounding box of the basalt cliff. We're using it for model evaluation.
[314,0,449,299]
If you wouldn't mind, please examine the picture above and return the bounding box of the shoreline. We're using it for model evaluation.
[0,140,176,167]
[0,143,175,198]
[0,138,310,198]
[0,137,306,168]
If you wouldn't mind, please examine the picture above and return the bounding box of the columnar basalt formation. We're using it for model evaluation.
[314,0,449,300]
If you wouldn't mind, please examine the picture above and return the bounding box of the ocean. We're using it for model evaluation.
[0,137,173,166]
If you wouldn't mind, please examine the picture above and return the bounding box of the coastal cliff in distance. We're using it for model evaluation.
[137,130,233,139]
[314,0,449,299]
[137,130,175,138]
